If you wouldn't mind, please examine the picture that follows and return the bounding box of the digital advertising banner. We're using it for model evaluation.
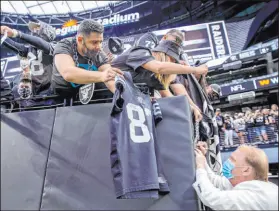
[224,38,278,63]
[220,73,278,97]
[102,20,232,65]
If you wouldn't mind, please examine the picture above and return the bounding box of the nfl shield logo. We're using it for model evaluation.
[79,83,95,105]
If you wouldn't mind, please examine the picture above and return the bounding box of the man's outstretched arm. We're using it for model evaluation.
[3,38,29,57]
[54,54,123,88]
[1,25,52,55]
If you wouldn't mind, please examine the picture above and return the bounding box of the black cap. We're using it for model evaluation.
[108,37,124,55]
[152,40,182,62]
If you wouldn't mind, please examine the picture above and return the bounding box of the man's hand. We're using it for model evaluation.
[194,64,208,76]
[196,141,208,156]
[1,26,16,37]
[107,52,115,63]
[100,67,123,83]
[193,107,203,122]
[194,148,206,169]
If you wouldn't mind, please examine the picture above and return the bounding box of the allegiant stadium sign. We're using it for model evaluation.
[56,12,140,36]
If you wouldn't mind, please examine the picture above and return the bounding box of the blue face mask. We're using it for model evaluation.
[222,159,235,179]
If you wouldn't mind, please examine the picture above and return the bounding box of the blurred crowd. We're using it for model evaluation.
[216,104,278,147]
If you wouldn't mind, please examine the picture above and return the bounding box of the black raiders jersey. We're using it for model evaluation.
[111,46,165,91]
[110,72,169,199]
[134,32,159,49]
[4,37,54,96]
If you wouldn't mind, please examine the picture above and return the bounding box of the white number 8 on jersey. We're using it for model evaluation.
[28,51,44,76]
[126,103,151,143]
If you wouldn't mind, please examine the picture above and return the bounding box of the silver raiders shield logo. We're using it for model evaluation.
[79,83,95,105]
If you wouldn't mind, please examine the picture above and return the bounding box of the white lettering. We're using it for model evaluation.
[211,24,226,58]
[213,31,221,37]
[239,50,256,59]
[127,13,140,21]
[231,84,245,92]
[96,19,102,24]
[102,18,109,25]
[109,15,116,24]
[212,25,220,30]
[56,13,140,36]
[271,77,278,84]
[56,28,61,35]
[61,27,68,36]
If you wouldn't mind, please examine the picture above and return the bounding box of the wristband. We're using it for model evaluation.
[12,29,18,38]
[18,30,23,38]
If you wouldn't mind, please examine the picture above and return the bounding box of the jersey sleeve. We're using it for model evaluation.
[53,38,73,57]
[126,48,155,71]
[3,38,29,57]
[19,32,52,55]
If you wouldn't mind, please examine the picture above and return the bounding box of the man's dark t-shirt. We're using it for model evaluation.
[51,37,108,96]
[111,46,165,91]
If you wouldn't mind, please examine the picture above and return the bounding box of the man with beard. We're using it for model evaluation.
[1,22,56,106]
[52,19,123,104]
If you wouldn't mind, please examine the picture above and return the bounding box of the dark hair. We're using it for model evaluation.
[77,19,104,36]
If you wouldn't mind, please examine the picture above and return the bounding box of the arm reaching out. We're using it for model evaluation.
[2,38,29,57]
[1,25,52,55]
[18,31,53,55]
[142,60,208,76]
[55,54,103,84]
[54,54,123,88]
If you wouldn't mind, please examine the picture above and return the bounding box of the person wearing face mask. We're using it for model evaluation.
[193,141,278,210]
[52,19,123,103]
